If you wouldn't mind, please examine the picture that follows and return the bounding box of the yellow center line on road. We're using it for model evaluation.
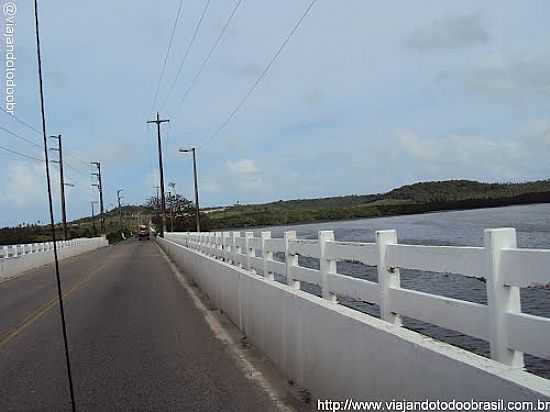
[0,260,111,350]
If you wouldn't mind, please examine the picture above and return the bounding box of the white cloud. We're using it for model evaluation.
[0,161,49,207]
[403,12,489,52]
[201,179,222,194]
[226,159,259,175]
[222,159,267,196]
[394,129,528,180]
[436,54,550,98]
[397,130,438,160]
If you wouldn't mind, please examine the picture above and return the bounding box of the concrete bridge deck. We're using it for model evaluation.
[0,239,289,411]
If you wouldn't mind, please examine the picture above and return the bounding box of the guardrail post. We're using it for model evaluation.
[213,232,218,257]
[212,233,217,257]
[484,228,524,368]
[261,231,273,280]
[2,245,7,259]
[222,232,231,262]
[244,232,254,271]
[217,233,222,257]
[233,232,241,267]
[377,230,401,326]
[213,233,217,257]
[319,231,337,302]
[209,233,215,256]
[284,231,299,289]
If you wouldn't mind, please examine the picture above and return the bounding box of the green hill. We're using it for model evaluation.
[385,179,550,203]
[206,179,550,229]
[3,179,550,243]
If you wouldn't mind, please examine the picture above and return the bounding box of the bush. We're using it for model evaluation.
[106,231,124,244]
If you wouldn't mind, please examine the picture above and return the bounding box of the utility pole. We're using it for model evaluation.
[91,161,104,233]
[147,112,169,237]
[179,147,200,232]
[91,200,98,234]
[49,134,68,240]
[117,189,124,232]
[153,185,160,231]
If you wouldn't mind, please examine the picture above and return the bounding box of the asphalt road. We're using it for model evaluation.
[0,239,281,411]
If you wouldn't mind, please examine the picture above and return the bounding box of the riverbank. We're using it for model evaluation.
[207,189,550,230]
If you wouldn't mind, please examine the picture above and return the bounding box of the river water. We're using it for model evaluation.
[246,203,550,379]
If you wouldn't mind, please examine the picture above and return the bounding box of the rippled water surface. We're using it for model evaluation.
[247,204,550,379]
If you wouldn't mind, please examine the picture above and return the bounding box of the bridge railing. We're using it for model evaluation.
[0,238,97,259]
[0,237,108,280]
[165,228,550,369]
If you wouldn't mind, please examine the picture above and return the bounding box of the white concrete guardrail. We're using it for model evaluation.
[158,229,550,402]
[0,236,108,280]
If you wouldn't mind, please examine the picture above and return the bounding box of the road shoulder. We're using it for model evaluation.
[155,241,312,412]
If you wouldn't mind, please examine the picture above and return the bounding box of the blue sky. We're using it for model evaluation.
[1,0,550,227]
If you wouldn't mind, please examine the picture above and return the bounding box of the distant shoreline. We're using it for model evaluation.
[208,192,550,231]
[221,201,550,232]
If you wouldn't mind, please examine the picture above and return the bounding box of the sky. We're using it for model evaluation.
[1,0,549,227]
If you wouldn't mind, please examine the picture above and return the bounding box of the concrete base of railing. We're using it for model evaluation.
[0,237,109,281]
[158,236,550,402]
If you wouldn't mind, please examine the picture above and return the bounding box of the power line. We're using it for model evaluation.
[151,0,185,112]
[0,124,42,149]
[172,0,243,116]
[201,0,318,147]
[160,0,212,110]
[0,106,42,135]
[0,109,94,173]
[0,144,44,162]
[0,142,90,186]
[0,124,90,177]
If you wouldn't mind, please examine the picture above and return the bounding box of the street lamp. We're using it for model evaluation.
[178,147,200,232]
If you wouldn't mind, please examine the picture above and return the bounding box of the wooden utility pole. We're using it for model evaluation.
[147,113,169,237]
[49,134,69,239]
[91,161,104,233]
[179,147,200,232]
[91,200,98,234]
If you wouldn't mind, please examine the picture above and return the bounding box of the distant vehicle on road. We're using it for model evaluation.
[137,225,149,241]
